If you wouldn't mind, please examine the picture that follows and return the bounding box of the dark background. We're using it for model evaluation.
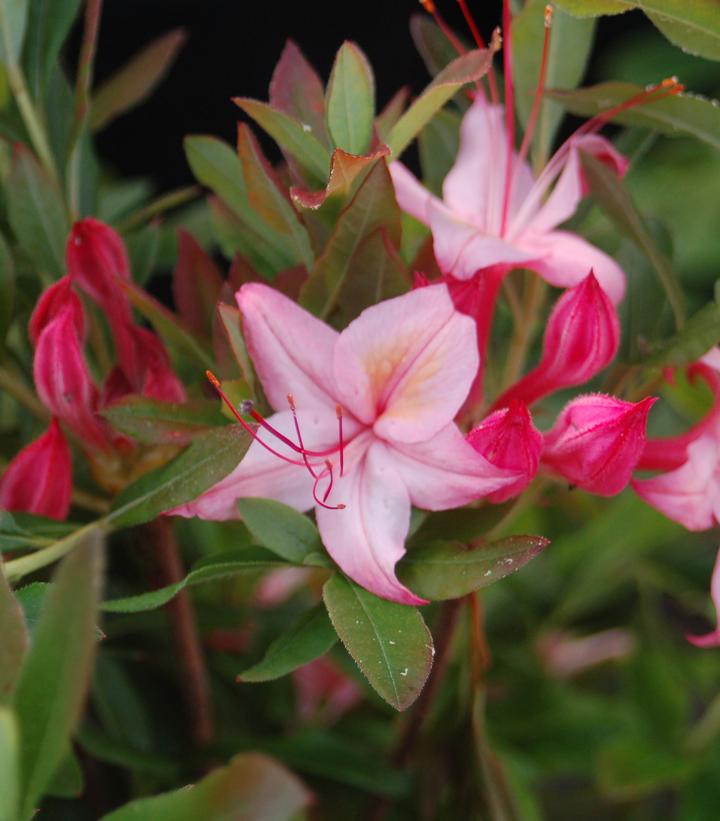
[82,0,639,194]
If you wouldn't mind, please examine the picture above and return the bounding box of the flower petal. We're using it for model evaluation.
[429,201,535,281]
[237,283,340,411]
[333,285,478,443]
[316,441,425,605]
[633,434,720,531]
[520,230,626,304]
[171,409,344,520]
[389,423,520,510]
[388,161,440,225]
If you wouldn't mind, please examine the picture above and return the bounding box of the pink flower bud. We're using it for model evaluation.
[66,218,132,324]
[28,276,85,347]
[492,272,620,409]
[33,307,110,451]
[543,393,656,496]
[467,401,542,502]
[0,419,72,520]
[121,325,186,403]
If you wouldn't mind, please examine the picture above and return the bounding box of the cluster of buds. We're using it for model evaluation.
[0,219,185,519]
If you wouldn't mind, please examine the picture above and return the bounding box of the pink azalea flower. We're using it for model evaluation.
[0,419,72,520]
[543,394,656,497]
[467,401,542,503]
[172,283,519,604]
[491,272,619,410]
[687,548,720,649]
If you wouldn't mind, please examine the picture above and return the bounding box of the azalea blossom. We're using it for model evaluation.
[172,283,519,604]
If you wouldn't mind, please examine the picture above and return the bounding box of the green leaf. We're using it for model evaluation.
[512,0,596,162]
[417,107,460,195]
[0,229,15,356]
[580,150,685,329]
[237,498,322,563]
[397,537,549,601]
[12,534,103,818]
[548,82,720,153]
[23,0,82,95]
[0,0,28,65]
[216,302,257,394]
[386,48,494,158]
[551,0,628,14]
[641,300,720,366]
[322,575,433,711]
[118,278,214,369]
[0,563,28,703]
[408,503,515,547]
[233,98,331,187]
[91,29,187,131]
[102,396,226,445]
[597,737,693,799]
[325,41,375,155]
[99,752,311,821]
[124,222,160,286]
[46,749,83,798]
[239,605,337,682]
[0,513,75,554]
[14,582,49,634]
[5,143,68,277]
[410,14,468,78]
[0,706,19,821]
[640,0,720,61]
[300,160,400,319]
[102,547,287,613]
[108,424,251,529]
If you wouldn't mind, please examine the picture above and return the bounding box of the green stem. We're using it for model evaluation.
[4,519,107,582]
[0,367,48,421]
[501,273,547,391]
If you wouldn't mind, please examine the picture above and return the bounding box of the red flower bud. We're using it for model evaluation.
[33,307,110,451]
[543,393,656,496]
[116,324,186,403]
[467,401,542,502]
[492,272,619,409]
[28,276,85,347]
[0,419,72,520]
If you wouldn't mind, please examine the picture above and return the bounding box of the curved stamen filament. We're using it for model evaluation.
[336,404,345,477]
[313,461,345,510]
[456,0,499,103]
[516,4,553,169]
[288,393,317,479]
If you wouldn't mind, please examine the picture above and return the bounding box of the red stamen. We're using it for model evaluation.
[456,0,499,103]
[205,371,306,468]
[322,460,334,502]
[287,393,318,479]
[336,404,345,477]
[516,5,553,168]
[313,461,345,510]
[500,0,516,236]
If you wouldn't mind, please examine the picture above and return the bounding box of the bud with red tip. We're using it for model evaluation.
[66,218,132,324]
[467,401,542,502]
[492,272,620,410]
[28,276,85,347]
[33,307,110,451]
[542,393,656,496]
[0,419,72,520]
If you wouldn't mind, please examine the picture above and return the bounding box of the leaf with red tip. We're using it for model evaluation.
[397,536,549,600]
[387,48,495,158]
[91,29,187,131]
[172,230,223,339]
[234,98,331,186]
[325,41,375,155]
[269,39,329,146]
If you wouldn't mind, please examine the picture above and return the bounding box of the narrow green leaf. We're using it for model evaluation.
[513,0,596,162]
[91,29,187,131]
[12,534,103,818]
[13,582,50,634]
[551,0,628,14]
[323,575,433,711]
[326,41,375,155]
[417,107,461,195]
[0,706,19,821]
[548,82,720,153]
[0,563,28,703]
[102,396,226,445]
[300,160,400,319]
[0,514,75,555]
[0,0,28,64]
[233,98,331,187]
[237,498,322,563]
[0,229,15,357]
[239,605,337,682]
[118,278,214,369]
[124,222,160,286]
[108,424,251,529]
[410,14,468,78]
[46,749,83,798]
[640,0,720,61]
[216,302,257,394]
[386,48,494,158]
[5,143,68,277]
[23,0,82,95]
[580,151,685,329]
[641,301,720,366]
[99,752,311,821]
[397,537,549,601]
[102,547,287,613]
